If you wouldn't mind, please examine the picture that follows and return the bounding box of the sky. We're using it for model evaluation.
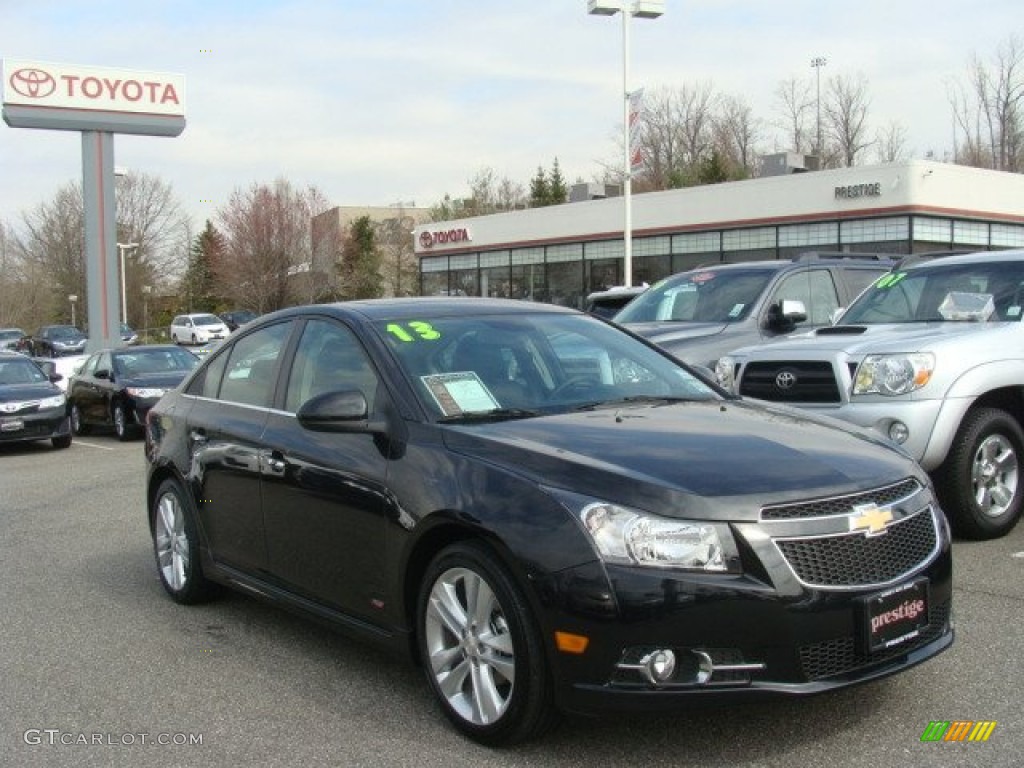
[1,0,1020,232]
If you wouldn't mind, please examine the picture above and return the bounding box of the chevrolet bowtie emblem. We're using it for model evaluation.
[849,503,893,536]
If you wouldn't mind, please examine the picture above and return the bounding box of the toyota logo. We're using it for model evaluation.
[9,68,57,99]
[419,231,434,248]
[774,370,798,390]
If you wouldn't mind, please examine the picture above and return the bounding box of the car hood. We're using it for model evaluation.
[733,321,1014,357]
[623,321,729,345]
[0,383,62,403]
[441,400,917,521]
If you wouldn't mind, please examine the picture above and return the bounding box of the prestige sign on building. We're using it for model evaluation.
[2,59,185,136]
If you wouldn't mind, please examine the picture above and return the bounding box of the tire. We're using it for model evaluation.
[70,403,91,436]
[191,333,197,344]
[113,404,133,441]
[934,407,1024,540]
[151,478,217,604]
[417,541,558,746]
[52,434,72,449]
[172,333,179,345]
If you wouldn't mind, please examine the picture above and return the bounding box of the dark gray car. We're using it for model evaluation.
[614,253,896,368]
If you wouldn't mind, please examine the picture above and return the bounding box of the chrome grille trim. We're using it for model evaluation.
[760,478,922,521]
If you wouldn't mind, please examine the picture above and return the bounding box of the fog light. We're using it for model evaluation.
[888,421,909,444]
[640,649,676,685]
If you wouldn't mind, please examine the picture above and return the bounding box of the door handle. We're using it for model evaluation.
[260,450,287,476]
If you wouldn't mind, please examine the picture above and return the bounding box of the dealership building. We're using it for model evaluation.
[412,159,1024,309]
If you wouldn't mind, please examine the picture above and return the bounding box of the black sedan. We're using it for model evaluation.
[144,298,953,745]
[69,345,199,441]
[0,351,71,449]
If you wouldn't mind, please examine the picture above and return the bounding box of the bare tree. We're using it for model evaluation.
[712,94,763,178]
[634,84,718,190]
[376,203,422,298]
[950,35,1024,171]
[215,178,331,313]
[824,73,874,167]
[773,76,815,155]
[875,119,910,163]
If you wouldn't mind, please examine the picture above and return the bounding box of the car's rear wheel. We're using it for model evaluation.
[417,541,558,746]
[935,407,1024,540]
[152,478,217,604]
[172,333,179,345]
[70,403,90,435]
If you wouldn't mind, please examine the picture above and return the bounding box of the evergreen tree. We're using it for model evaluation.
[342,216,383,300]
[529,167,549,208]
[181,220,225,312]
[548,158,568,204]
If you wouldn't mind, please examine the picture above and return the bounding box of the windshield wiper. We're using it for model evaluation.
[438,408,542,424]
[569,395,700,412]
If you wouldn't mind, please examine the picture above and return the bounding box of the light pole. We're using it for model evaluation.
[811,56,827,159]
[68,294,78,327]
[588,0,664,288]
[142,285,152,340]
[117,242,138,325]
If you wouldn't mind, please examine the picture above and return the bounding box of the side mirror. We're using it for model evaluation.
[296,389,387,434]
[767,299,808,330]
[95,368,111,380]
[49,373,63,384]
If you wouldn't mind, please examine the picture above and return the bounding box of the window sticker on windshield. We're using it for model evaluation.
[728,303,745,318]
[1008,306,1022,318]
[690,272,716,284]
[421,372,499,416]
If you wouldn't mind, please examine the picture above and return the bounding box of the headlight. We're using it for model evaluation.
[853,353,934,396]
[714,356,736,391]
[127,387,167,398]
[39,394,66,409]
[578,501,731,571]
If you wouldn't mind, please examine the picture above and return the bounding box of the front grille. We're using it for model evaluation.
[739,361,839,403]
[775,509,938,588]
[799,598,951,681]
[762,478,922,520]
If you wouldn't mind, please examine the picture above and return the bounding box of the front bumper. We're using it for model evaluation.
[0,407,71,444]
[538,499,954,716]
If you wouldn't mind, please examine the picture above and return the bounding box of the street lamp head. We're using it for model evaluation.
[811,56,827,68]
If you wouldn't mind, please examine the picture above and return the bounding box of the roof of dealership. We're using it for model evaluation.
[413,160,1024,258]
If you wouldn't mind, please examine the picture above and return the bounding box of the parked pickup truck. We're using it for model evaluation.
[717,249,1024,539]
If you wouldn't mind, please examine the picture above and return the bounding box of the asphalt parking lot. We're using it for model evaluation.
[1,435,1021,768]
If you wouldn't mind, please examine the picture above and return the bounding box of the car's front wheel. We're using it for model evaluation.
[935,407,1024,539]
[151,478,217,604]
[52,434,72,449]
[417,541,558,746]
[113,404,132,441]
[70,403,90,435]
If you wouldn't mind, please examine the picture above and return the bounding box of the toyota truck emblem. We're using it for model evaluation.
[775,370,797,390]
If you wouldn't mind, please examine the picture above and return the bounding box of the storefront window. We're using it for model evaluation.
[547,261,584,308]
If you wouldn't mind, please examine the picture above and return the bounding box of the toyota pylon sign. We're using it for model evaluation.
[2,59,185,136]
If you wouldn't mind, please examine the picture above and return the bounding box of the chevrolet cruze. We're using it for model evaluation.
[144,298,953,744]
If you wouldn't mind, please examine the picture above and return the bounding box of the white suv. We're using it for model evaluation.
[170,313,229,345]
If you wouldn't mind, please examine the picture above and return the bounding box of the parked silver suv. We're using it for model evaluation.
[718,249,1024,539]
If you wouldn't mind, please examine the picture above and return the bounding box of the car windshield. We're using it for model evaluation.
[193,315,222,326]
[0,330,23,341]
[0,358,49,386]
[840,260,1024,324]
[614,268,775,324]
[49,326,85,339]
[375,311,719,420]
[114,348,199,376]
